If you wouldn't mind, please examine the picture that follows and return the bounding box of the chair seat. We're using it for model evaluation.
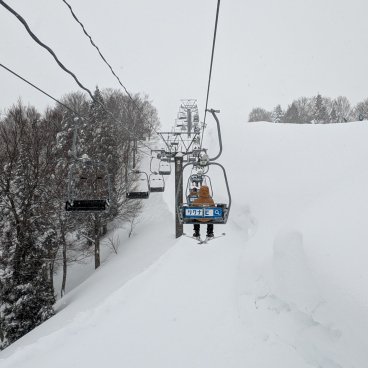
[65,200,107,212]
[126,192,150,199]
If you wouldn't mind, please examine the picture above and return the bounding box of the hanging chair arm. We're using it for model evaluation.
[206,109,223,162]
[208,162,231,212]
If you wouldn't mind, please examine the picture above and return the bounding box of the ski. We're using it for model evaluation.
[183,233,225,244]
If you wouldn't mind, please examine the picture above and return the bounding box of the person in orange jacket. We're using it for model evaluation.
[192,185,214,238]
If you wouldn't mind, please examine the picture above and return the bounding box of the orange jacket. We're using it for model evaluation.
[192,185,215,222]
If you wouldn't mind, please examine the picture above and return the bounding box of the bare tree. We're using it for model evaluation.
[333,96,352,122]
[248,107,272,122]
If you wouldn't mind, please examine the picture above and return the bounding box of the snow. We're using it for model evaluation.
[2,121,368,367]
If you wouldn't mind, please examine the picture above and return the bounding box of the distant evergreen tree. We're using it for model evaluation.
[353,98,368,121]
[312,94,328,123]
[283,103,300,123]
[248,107,272,122]
[329,105,338,123]
[272,105,284,123]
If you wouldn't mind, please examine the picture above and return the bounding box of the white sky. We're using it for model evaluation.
[1,0,368,127]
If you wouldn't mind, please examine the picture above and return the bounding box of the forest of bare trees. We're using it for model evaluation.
[0,88,159,349]
[248,94,368,123]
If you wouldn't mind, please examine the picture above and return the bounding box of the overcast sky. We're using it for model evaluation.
[1,0,368,128]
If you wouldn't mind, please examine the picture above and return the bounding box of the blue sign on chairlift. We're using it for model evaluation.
[183,206,223,219]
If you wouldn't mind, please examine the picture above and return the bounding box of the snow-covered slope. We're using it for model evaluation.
[1,121,368,367]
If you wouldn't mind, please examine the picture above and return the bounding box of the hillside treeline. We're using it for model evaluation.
[0,87,159,349]
[248,94,368,123]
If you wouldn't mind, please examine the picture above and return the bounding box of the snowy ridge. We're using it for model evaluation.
[1,121,368,367]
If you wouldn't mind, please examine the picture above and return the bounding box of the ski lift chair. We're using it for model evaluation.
[178,112,187,120]
[65,158,111,212]
[158,160,171,175]
[177,162,231,225]
[126,170,150,199]
[149,173,165,192]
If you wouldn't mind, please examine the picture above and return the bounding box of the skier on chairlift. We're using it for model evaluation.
[192,185,214,239]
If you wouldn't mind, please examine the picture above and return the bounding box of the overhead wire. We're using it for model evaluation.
[0,0,95,101]
[60,0,160,139]
[0,62,80,116]
[61,0,134,104]
[0,0,155,152]
[200,0,221,150]
[0,62,155,152]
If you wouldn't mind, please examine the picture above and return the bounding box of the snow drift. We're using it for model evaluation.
[1,121,368,367]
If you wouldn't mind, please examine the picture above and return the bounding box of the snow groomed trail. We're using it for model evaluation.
[1,121,368,367]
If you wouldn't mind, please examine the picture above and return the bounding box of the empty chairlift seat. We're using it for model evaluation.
[158,161,171,175]
[126,171,150,199]
[149,174,165,193]
[65,158,111,212]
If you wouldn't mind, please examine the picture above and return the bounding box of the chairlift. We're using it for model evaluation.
[178,111,187,120]
[176,162,231,225]
[149,173,165,192]
[158,160,171,175]
[126,170,150,199]
[65,157,111,212]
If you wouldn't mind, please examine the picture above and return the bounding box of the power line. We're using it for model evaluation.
[0,62,155,153]
[0,0,155,152]
[0,62,80,116]
[201,0,221,149]
[0,0,95,101]
[61,0,134,102]
[60,0,160,139]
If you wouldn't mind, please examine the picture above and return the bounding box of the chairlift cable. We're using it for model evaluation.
[0,62,80,116]
[0,0,95,100]
[0,62,155,155]
[201,0,221,150]
[0,0,156,153]
[61,0,161,139]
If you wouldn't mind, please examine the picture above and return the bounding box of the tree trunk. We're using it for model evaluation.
[94,215,100,269]
[125,140,131,183]
[61,233,67,297]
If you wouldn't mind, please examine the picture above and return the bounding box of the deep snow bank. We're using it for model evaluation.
[2,121,368,367]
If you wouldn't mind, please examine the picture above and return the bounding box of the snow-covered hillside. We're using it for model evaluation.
[1,121,368,368]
